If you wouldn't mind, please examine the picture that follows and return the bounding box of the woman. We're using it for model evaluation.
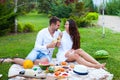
[56,19,105,69]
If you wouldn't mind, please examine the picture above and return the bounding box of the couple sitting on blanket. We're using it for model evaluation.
[0,16,105,69]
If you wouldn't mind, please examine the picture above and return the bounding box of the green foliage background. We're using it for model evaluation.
[106,0,120,15]
[0,2,15,36]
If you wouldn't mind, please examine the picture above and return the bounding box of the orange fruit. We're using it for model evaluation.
[61,61,67,66]
[54,71,61,76]
[59,68,65,72]
[23,59,33,69]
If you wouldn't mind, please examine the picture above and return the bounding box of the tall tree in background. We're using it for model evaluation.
[17,0,37,15]
[38,0,54,14]
[49,0,72,18]
[106,0,120,15]
[0,0,16,35]
[70,1,85,17]
[65,0,78,5]
[82,0,95,12]
[84,0,93,11]
[0,0,6,3]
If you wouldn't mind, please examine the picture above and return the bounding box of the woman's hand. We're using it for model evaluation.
[55,40,61,47]
[56,32,62,47]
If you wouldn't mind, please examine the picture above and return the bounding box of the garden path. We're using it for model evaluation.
[97,15,120,32]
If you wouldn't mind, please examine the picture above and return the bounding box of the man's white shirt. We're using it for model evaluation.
[34,28,61,59]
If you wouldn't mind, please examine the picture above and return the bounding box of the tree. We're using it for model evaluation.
[0,0,6,3]
[17,0,37,15]
[50,4,72,18]
[106,0,120,15]
[0,1,16,36]
[82,0,95,12]
[65,0,78,5]
[38,0,53,14]
[70,1,85,17]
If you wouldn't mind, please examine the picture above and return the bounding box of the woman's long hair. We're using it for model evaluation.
[68,19,80,49]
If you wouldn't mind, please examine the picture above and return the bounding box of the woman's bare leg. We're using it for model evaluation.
[74,54,105,68]
[66,53,105,68]
[75,49,100,64]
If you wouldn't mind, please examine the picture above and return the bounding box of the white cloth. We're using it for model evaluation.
[8,63,113,80]
[57,31,73,62]
[34,28,60,57]
[69,67,113,80]
[8,64,24,78]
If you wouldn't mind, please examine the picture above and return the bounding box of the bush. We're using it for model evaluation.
[85,12,99,27]
[117,10,120,17]
[70,16,90,27]
[48,14,52,18]
[77,18,90,27]
[0,29,10,36]
[23,23,35,33]
[85,12,99,21]
[17,22,23,33]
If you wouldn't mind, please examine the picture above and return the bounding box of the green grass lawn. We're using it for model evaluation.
[0,13,120,80]
[18,12,49,31]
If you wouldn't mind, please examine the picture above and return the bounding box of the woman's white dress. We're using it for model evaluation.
[56,31,73,62]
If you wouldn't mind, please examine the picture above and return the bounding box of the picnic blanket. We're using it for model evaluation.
[8,63,113,80]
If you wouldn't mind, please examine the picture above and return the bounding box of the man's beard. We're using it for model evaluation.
[55,28,58,31]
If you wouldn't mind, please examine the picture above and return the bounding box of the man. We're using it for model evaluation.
[0,16,61,65]
[26,16,61,65]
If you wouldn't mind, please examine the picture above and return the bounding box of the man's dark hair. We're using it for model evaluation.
[49,16,61,25]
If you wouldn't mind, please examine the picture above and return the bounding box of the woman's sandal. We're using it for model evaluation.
[0,58,13,63]
[0,58,4,63]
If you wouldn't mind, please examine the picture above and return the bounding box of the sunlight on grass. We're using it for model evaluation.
[18,13,49,31]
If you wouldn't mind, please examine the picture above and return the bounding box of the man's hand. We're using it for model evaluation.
[47,32,62,48]
[46,40,57,48]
